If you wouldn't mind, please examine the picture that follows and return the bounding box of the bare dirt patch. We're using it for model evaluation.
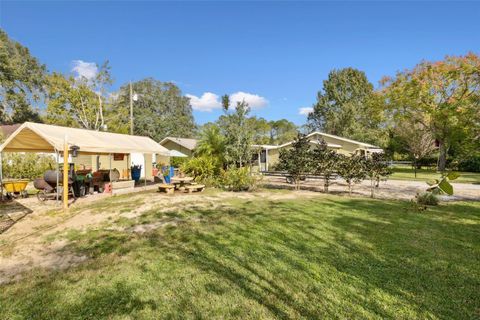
[0,189,264,283]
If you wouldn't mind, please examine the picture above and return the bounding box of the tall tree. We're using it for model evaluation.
[108,78,196,139]
[45,62,112,130]
[219,97,254,167]
[308,68,386,145]
[0,29,46,123]
[248,117,271,145]
[382,53,480,171]
[269,119,298,144]
[394,121,437,177]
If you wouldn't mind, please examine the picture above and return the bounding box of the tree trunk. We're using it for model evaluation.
[324,177,329,193]
[437,141,447,172]
[370,178,375,198]
[98,94,104,128]
[414,159,417,178]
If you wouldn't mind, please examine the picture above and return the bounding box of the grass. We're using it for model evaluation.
[1,194,479,319]
[390,165,480,184]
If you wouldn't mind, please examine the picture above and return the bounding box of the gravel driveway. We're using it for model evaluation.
[261,176,480,201]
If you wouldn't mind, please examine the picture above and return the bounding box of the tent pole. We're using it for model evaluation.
[0,152,3,201]
[109,153,112,193]
[125,154,127,179]
[63,135,69,211]
[56,151,59,204]
[127,153,130,179]
[144,154,147,190]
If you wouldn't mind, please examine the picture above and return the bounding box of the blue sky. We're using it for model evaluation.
[1,1,479,125]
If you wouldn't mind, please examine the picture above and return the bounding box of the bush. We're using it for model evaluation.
[416,192,439,206]
[180,156,219,186]
[2,153,56,180]
[456,156,480,173]
[170,156,188,168]
[221,167,259,192]
[336,154,367,195]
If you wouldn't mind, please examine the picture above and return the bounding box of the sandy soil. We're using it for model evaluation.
[0,178,478,284]
[0,188,316,284]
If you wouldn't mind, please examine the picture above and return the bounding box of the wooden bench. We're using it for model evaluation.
[158,184,175,194]
[184,184,205,193]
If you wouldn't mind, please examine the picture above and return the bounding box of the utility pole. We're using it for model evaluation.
[130,81,133,135]
[63,135,69,211]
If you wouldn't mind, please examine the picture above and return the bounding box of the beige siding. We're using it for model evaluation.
[315,134,361,154]
[72,153,159,180]
[72,154,94,170]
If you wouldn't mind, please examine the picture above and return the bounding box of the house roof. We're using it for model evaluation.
[159,137,198,151]
[255,131,379,150]
[268,140,343,150]
[307,131,378,148]
[0,122,170,155]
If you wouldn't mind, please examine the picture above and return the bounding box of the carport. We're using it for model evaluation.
[0,122,170,210]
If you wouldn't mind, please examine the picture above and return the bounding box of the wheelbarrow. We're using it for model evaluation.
[2,180,29,199]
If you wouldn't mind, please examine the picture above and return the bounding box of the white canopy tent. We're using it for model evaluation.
[0,122,170,155]
[0,122,170,209]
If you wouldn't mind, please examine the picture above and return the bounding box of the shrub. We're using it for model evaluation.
[180,156,219,186]
[364,153,391,198]
[221,167,259,192]
[170,156,188,168]
[415,192,439,206]
[2,153,56,180]
[276,133,312,190]
[456,156,480,173]
[311,139,338,193]
[336,154,367,195]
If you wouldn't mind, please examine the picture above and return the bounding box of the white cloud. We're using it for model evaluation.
[72,60,98,80]
[230,91,268,109]
[186,92,222,112]
[187,91,269,112]
[299,107,314,115]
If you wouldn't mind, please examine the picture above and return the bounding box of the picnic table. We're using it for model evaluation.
[170,177,194,189]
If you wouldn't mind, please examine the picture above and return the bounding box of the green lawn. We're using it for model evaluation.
[390,165,480,184]
[1,193,479,319]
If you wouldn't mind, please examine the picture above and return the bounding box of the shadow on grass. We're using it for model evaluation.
[3,196,480,319]
[14,279,156,319]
